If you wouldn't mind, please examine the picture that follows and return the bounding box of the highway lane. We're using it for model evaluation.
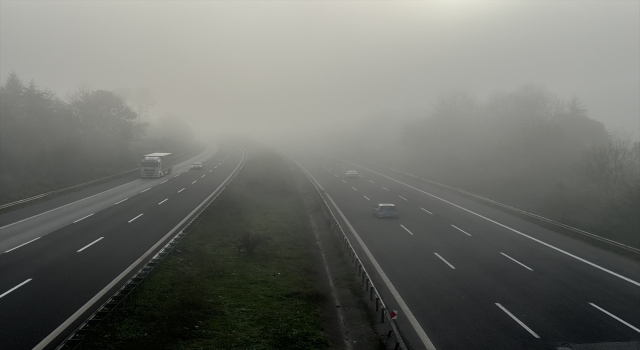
[294,154,640,350]
[0,144,217,253]
[0,144,243,349]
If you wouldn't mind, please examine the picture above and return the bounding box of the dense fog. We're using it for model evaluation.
[1,1,638,243]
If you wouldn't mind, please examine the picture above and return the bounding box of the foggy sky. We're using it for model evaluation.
[1,1,638,139]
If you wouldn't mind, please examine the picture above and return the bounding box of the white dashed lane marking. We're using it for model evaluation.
[128,214,143,223]
[77,237,104,253]
[434,253,455,269]
[5,237,40,253]
[451,225,472,236]
[0,279,32,299]
[496,303,540,338]
[590,303,640,333]
[400,225,414,236]
[501,253,533,271]
[73,213,94,223]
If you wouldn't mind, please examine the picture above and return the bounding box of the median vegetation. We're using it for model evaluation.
[82,150,329,349]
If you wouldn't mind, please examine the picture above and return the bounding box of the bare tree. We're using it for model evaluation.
[580,139,638,222]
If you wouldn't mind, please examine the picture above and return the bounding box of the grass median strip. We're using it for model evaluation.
[82,151,329,350]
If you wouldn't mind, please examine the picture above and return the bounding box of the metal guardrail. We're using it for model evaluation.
[292,159,408,350]
[334,155,640,255]
[0,145,204,211]
[54,146,246,350]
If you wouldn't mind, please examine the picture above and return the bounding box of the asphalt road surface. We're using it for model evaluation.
[0,143,245,349]
[292,154,640,350]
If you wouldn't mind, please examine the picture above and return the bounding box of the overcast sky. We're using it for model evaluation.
[1,1,638,139]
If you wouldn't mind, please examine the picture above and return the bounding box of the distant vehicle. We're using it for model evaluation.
[373,204,399,218]
[140,153,173,178]
[345,170,359,178]
[191,162,203,170]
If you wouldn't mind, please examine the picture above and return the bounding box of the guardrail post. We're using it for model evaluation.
[358,264,362,276]
[370,286,374,301]
[365,278,369,291]
[381,307,385,323]
[376,297,380,311]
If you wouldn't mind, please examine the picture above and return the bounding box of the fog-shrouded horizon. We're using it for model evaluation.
[1,1,638,142]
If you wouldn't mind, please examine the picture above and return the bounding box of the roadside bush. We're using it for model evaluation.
[237,232,270,255]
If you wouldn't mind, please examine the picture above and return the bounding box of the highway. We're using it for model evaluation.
[293,154,640,350]
[0,143,245,349]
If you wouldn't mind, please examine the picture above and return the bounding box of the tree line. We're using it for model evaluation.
[340,85,639,246]
[0,72,196,204]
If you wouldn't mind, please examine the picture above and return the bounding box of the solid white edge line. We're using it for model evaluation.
[337,159,640,288]
[589,303,640,333]
[501,252,533,271]
[382,187,389,191]
[352,187,357,191]
[141,188,150,193]
[420,207,433,215]
[400,224,414,236]
[114,198,128,205]
[0,279,32,299]
[33,146,245,350]
[128,213,143,223]
[0,179,140,230]
[363,195,370,201]
[158,199,168,205]
[178,188,185,193]
[293,160,436,350]
[434,253,455,269]
[76,237,104,253]
[451,225,472,236]
[73,213,94,224]
[5,237,41,253]
[495,303,540,338]
[399,195,408,201]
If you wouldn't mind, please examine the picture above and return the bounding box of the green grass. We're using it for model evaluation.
[83,151,329,350]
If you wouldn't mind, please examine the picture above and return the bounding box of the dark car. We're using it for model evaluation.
[372,203,398,218]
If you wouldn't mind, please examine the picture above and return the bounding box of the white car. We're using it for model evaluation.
[190,162,203,169]
[345,170,359,178]
[372,204,399,218]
